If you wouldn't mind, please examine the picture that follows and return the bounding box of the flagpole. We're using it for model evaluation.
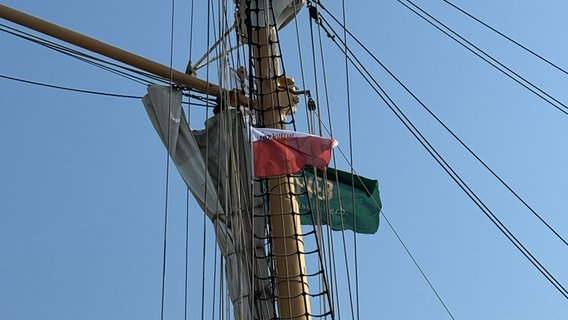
[0,4,246,105]
[252,27,311,319]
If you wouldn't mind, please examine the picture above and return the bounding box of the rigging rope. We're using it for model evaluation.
[200,2,214,318]
[312,4,440,320]
[239,1,337,318]
[316,11,568,300]
[396,0,568,117]
[305,3,342,317]
[0,23,168,85]
[0,74,141,99]
[315,1,568,249]
[317,20,343,320]
[184,1,197,316]
[159,0,178,319]
[309,4,450,317]
[442,0,568,76]
[307,11,344,320]
[338,1,362,319]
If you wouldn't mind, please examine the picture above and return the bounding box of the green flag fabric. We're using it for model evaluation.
[298,168,381,234]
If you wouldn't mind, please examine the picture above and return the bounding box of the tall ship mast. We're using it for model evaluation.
[0,2,373,319]
[1,1,568,319]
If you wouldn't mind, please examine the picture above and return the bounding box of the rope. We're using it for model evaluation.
[338,2,362,319]
[201,1,214,319]
[396,0,568,116]
[184,1,197,315]
[0,23,167,85]
[0,74,141,99]
[315,11,342,317]
[442,0,568,76]
[320,13,568,299]
[158,1,178,319]
[306,3,340,317]
[317,1,568,249]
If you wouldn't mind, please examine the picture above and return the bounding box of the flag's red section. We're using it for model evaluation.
[252,128,337,177]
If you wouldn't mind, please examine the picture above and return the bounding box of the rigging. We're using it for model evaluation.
[314,2,568,300]
[396,0,568,117]
[442,0,568,76]
[316,0,568,249]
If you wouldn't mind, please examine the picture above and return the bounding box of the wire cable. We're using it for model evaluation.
[337,1,361,319]
[315,1,568,249]
[0,73,141,99]
[184,0,197,318]
[307,3,344,317]
[442,0,568,76]
[309,9,459,317]
[0,23,170,86]
[317,12,568,300]
[395,0,568,116]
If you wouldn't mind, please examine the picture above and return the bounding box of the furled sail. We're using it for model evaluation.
[236,0,305,44]
[142,85,274,320]
[143,85,223,218]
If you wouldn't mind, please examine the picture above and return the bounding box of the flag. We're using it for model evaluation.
[298,167,381,234]
[251,127,338,177]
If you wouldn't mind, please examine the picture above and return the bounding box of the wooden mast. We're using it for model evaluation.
[1,3,312,318]
[252,27,311,319]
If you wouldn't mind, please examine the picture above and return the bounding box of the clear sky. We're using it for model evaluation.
[1,1,567,319]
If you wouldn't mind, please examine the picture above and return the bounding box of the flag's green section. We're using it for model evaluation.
[298,168,381,234]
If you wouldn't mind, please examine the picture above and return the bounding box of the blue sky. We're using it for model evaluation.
[1,1,567,319]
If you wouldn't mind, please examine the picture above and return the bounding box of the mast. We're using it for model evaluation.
[251,26,312,319]
[1,3,313,318]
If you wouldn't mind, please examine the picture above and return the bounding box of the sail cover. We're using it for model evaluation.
[237,0,305,30]
[142,85,274,320]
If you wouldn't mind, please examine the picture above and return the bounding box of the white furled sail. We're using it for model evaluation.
[143,85,223,218]
[142,85,274,320]
[236,0,305,43]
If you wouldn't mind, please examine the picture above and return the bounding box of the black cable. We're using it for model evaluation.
[338,1,361,319]
[442,0,568,76]
[315,14,460,318]
[303,6,341,318]
[317,11,568,300]
[383,210,456,320]
[0,72,214,111]
[1,24,218,108]
[315,2,568,249]
[395,0,568,116]
[159,1,178,319]
[0,23,168,85]
[184,189,190,320]
[0,74,142,99]
[310,7,345,317]
[0,24,143,85]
